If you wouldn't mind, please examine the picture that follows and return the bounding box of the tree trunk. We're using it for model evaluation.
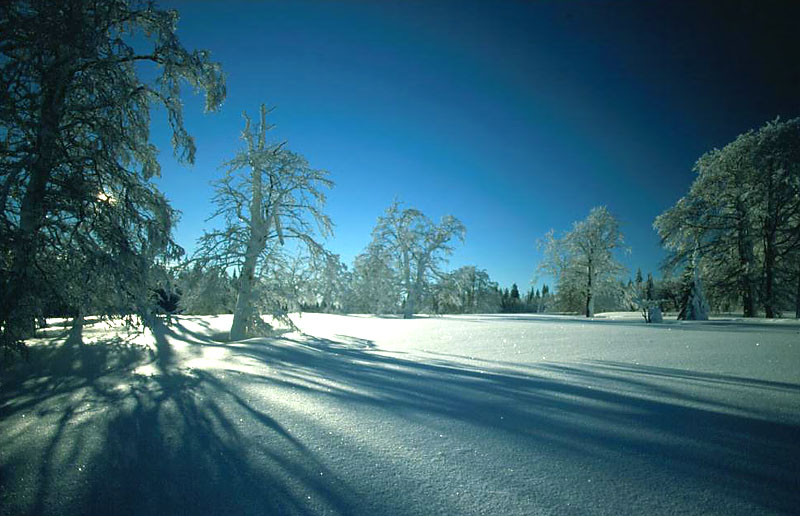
[795,262,800,319]
[402,250,413,319]
[585,263,594,317]
[230,248,259,340]
[403,292,414,319]
[763,246,776,318]
[230,151,269,340]
[1,67,67,345]
[736,211,757,317]
[763,174,778,319]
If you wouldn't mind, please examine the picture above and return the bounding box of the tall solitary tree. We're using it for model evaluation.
[194,105,332,340]
[539,206,627,317]
[0,0,225,351]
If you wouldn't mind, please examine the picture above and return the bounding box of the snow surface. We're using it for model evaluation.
[2,313,799,515]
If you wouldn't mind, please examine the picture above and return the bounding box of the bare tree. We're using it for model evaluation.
[194,105,332,340]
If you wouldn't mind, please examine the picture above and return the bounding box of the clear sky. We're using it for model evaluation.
[149,0,800,290]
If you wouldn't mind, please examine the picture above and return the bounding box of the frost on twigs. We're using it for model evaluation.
[0,0,226,352]
[192,105,332,341]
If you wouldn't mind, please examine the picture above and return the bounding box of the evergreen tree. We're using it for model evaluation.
[645,273,655,301]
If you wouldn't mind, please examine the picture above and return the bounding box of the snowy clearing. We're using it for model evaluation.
[2,313,799,515]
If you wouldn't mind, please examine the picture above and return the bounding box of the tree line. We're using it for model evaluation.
[2,1,798,356]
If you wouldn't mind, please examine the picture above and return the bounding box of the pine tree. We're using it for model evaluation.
[645,273,655,301]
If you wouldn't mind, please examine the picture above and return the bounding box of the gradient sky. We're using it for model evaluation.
[149,0,800,290]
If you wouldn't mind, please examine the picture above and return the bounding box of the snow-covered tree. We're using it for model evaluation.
[0,0,225,351]
[433,266,500,314]
[369,201,466,319]
[655,118,800,318]
[677,251,710,321]
[307,253,350,312]
[177,264,236,315]
[539,206,627,317]
[194,105,332,340]
[347,243,401,314]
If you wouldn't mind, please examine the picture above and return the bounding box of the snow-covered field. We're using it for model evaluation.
[2,313,799,515]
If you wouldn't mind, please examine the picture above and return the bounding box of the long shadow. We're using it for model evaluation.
[226,334,800,514]
[2,321,799,515]
[1,321,357,516]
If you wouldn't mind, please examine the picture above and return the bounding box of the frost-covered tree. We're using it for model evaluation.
[194,105,332,340]
[433,266,500,314]
[655,118,800,318]
[369,201,465,319]
[308,253,350,313]
[0,0,225,351]
[177,264,236,315]
[347,243,401,314]
[539,206,627,317]
[677,251,710,321]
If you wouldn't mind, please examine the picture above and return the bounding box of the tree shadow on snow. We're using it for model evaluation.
[2,320,799,515]
[0,321,355,516]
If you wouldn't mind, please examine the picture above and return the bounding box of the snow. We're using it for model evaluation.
[2,313,799,515]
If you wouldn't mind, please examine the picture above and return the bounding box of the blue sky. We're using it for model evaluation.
[149,0,800,290]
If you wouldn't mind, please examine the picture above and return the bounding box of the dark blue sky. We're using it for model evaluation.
[150,0,800,289]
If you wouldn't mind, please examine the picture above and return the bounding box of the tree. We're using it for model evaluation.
[177,264,236,315]
[645,273,655,301]
[305,252,349,313]
[539,285,551,313]
[194,105,332,340]
[0,0,226,351]
[369,201,465,318]
[348,243,400,314]
[539,206,627,317]
[655,118,800,318]
[677,251,709,320]
[433,266,500,314]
